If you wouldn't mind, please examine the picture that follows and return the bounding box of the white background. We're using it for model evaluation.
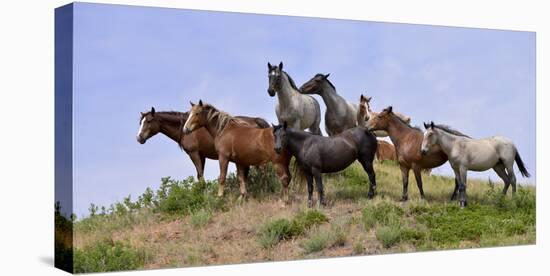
[0,0,548,275]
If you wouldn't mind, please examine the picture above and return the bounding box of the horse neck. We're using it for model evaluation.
[157,113,185,143]
[435,129,459,155]
[318,82,343,112]
[277,72,298,106]
[202,111,227,138]
[386,115,417,146]
[285,129,308,156]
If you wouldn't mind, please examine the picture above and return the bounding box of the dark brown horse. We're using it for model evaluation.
[273,122,378,207]
[136,107,269,180]
[182,101,292,202]
[376,140,397,161]
[366,106,452,201]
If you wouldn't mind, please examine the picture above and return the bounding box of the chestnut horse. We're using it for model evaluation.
[136,107,269,180]
[366,106,454,201]
[376,140,397,162]
[183,101,292,202]
[357,94,411,137]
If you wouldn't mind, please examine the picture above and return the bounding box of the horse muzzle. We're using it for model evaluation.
[274,147,282,154]
[421,149,428,155]
[136,136,146,144]
[183,127,192,135]
[267,88,276,97]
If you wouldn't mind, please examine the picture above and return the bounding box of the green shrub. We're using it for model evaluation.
[376,225,401,248]
[190,209,212,228]
[73,239,147,273]
[362,202,404,230]
[257,209,329,248]
[258,218,299,248]
[302,230,331,254]
[293,209,329,230]
[353,241,365,255]
[156,177,226,215]
[225,165,281,198]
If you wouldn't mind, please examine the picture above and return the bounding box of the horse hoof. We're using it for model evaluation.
[367,191,375,199]
[307,200,313,208]
[459,201,467,208]
[400,196,408,202]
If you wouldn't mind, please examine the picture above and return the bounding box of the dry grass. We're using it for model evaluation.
[73,161,536,271]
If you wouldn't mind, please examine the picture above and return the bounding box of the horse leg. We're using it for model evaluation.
[412,166,425,199]
[399,166,410,201]
[236,164,248,201]
[274,162,291,205]
[493,163,511,195]
[313,169,326,207]
[455,166,468,208]
[305,171,314,208]
[217,156,229,197]
[200,155,206,180]
[450,178,459,201]
[360,159,377,198]
[189,151,204,181]
[505,162,518,195]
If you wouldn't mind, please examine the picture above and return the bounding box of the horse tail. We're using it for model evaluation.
[254,117,270,128]
[515,151,531,178]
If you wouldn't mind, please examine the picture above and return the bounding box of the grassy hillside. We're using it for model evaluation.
[72,161,535,273]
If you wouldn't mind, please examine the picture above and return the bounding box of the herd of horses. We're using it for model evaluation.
[137,62,530,208]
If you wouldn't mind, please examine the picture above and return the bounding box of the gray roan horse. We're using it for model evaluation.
[421,122,530,208]
[273,121,378,207]
[136,107,269,180]
[299,73,358,136]
[267,62,322,135]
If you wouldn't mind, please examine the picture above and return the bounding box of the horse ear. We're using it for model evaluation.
[199,100,203,106]
[268,62,272,70]
[151,107,155,116]
[430,121,435,129]
[424,122,429,129]
[283,121,288,129]
[324,73,330,79]
[271,123,276,128]
[279,62,283,71]
[366,96,372,102]
[360,94,365,101]
[140,112,145,116]
[190,101,195,107]
[387,106,393,113]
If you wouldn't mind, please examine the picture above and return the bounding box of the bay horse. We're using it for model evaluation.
[273,121,378,207]
[421,121,530,208]
[182,101,292,202]
[357,94,411,137]
[267,62,322,135]
[366,106,453,201]
[299,73,358,136]
[376,140,397,162]
[136,107,269,180]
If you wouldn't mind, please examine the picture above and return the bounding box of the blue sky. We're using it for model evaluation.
[72,3,535,217]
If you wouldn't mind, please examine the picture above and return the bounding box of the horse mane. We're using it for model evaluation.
[204,104,247,133]
[282,71,300,91]
[434,124,471,138]
[314,73,336,90]
[390,112,422,132]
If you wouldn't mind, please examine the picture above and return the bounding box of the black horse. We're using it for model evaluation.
[273,122,378,207]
